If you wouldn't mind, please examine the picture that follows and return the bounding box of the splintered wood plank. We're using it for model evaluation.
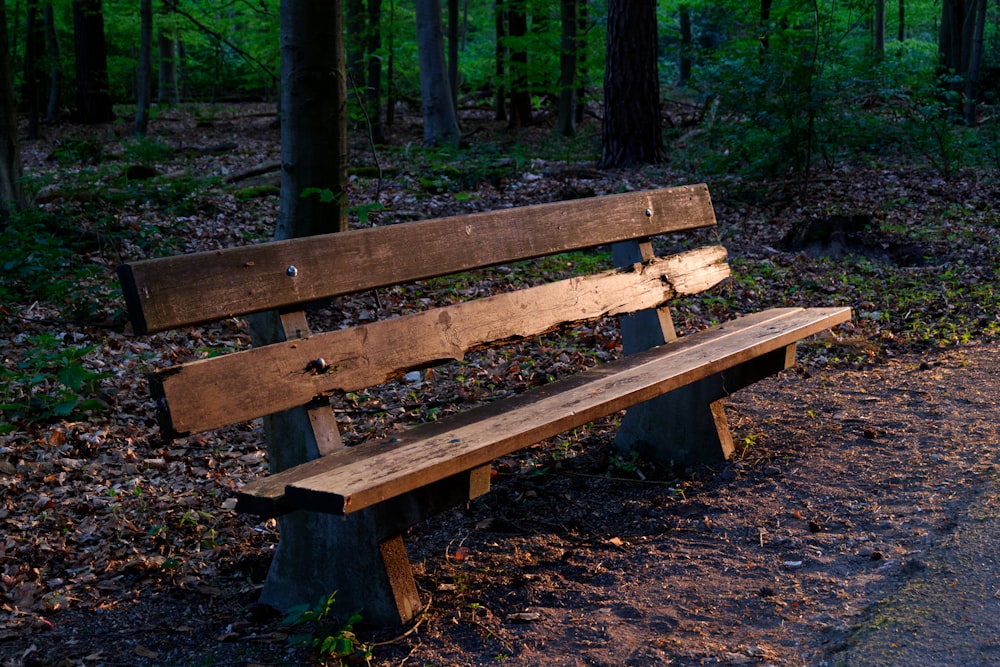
[118,185,716,333]
[151,246,730,436]
[236,306,851,517]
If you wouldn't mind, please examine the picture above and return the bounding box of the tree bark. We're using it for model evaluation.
[44,4,60,121]
[0,4,24,228]
[72,0,114,123]
[448,0,459,106]
[507,0,531,127]
[557,0,577,136]
[873,0,885,63]
[678,4,692,86]
[599,0,665,168]
[134,0,153,136]
[157,28,179,104]
[24,0,44,140]
[276,0,348,239]
[415,0,459,147]
[493,0,506,121]
[963,0,987,125]
[366,0,384,144]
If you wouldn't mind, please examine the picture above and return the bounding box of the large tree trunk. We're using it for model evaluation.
[557,0,577,136]
[134,0,153,136]
[873,0,885,63]
[415,0,459,147]
[599,0,665,168]
[72,0,114,123]
[276,0,347,239]
[0,4,24,228]
[254,0,393,624]
[448,0,459,106]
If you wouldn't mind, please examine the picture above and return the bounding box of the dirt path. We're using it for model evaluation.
[372,339,1000,666]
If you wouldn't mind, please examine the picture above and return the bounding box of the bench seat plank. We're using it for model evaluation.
[236,305,850,517]
[152,247,730,436]
[118,185,716,334]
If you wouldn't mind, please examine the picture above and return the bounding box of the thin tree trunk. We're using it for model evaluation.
[557,0,576,136]
[0,4,24,228]
[678,4,692,85]
[898,0,905,41]
[44,4,60,121]
[494,0,506,121]
[24,0,44,139]
[157,29,179,104]
[448,0,459,106]
[134,0,153,135]
[367,0,384,144]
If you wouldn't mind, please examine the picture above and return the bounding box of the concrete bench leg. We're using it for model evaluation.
[614,345,796,465]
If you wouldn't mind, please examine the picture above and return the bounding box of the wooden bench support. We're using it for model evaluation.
[614,345,796,464]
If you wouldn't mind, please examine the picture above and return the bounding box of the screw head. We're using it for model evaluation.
[286,265,298,277]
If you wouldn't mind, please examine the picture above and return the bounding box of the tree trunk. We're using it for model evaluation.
[134,0,153,136]
[157,29,179,104]
[760,0,773,52]
[255,0,387,624]
[24,0,44,140]
[678,4,692,86]
[898,0,905,41]
[963,0,987,125]
[507,0,531,127]
[448,0,459,106]
[72,0,114,123]
[599,0,664,168]
[44,4,60,121]
[557,0,577,136]
[873,0,885,63]
[493,0,506,121]
[0,4,24,228]
[276,0,348,239]
[366,0,384,144]
[415,0,459,147]
[575,0,587,124]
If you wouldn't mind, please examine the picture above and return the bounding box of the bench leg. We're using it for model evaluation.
[614,345,796,465]
[259,509,422,625]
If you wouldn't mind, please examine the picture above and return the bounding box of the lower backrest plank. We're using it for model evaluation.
[237,306,851,516]
[152,246,730,436]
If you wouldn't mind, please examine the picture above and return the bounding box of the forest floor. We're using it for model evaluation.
[0,104,998,666]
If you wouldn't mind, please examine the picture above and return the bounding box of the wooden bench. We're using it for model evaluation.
[117,184,850,625]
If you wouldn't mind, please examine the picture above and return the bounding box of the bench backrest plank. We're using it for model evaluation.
[152,246,730,436]
[118,185,715,334]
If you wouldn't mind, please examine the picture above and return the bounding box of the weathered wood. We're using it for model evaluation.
[150,246,730,436]
[117,184,716,334]
[236,306,851,516]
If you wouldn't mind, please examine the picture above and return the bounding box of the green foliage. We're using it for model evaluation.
[283,591,371,665]
[0,334,107,432]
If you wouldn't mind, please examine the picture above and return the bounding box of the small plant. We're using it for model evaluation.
[283,591,371,665]
[0,334,108,432]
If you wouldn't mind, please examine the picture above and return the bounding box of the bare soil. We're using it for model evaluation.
[2,105,999,666]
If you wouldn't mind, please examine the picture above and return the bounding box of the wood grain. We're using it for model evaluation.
[118,185,716,333]
[236,306,851,516]
[152,246,730,436]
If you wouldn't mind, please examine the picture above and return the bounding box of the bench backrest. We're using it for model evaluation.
[118,184,727,439]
